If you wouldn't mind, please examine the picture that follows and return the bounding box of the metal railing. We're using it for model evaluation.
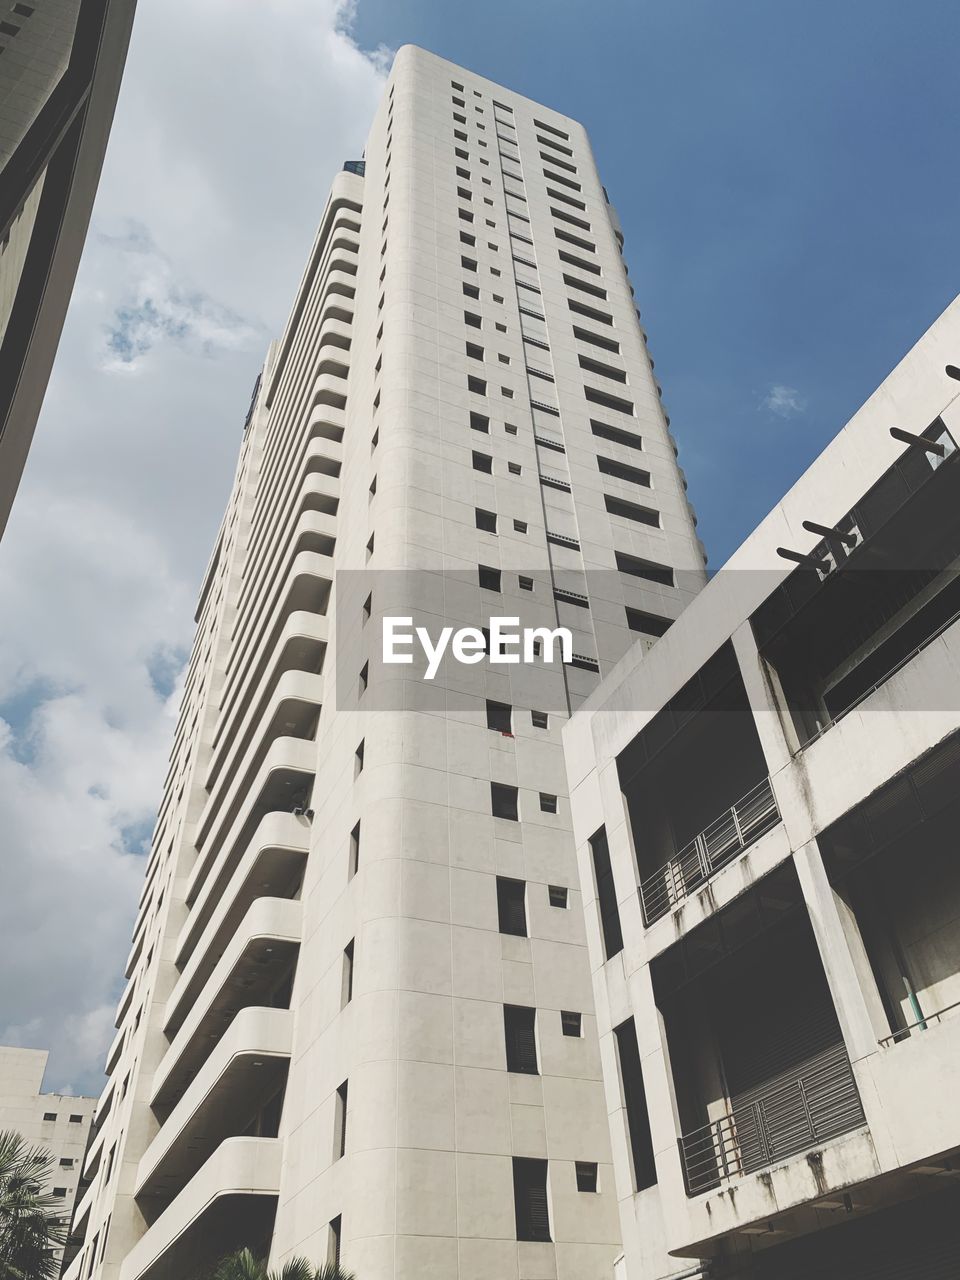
[679,1042,866,1196]
[638,779,780,924]
[879,997,960,1046]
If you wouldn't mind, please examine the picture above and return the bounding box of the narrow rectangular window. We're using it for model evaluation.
[497,877,527,936]
[590,826,623,958]
[531,710,549,729]
[341,939,355,1007]
[504,1005,538,1073]
[598,456,650,486]
[491,782,519,821]
[478,564,501,591]
[626,608,672,638]
[328,1216,342,1266]
[539,793,558,814]
[513,1157,551,1241]
[586,386,635,415]
[604,494,660,527]
[575,1161,598,1192]
[615,550,674,586]
[548,884,568,907]
[355,739,365,775]
[349,822,361,878]
[334,1080,348,1159]
[614,1018,657,1190]
[358,662,368,695]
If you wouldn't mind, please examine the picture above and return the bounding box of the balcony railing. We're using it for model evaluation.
[879,996,960,1046]
[678,1041,866,1196]
[639,779,780,924]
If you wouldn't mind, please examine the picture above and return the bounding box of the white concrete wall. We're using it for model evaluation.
[564,297,960,1273]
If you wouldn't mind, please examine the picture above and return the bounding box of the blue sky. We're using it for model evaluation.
[355,0,960,563]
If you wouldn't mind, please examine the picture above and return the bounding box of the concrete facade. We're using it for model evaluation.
[0,0,136,539]
[72,47,707,1280]
[0,1045,96,1275]
[564,298,960,1279]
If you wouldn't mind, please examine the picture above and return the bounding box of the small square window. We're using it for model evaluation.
[495,322,507,333]
[59,1158,74,1168]
[476,508,497,533]
[461,256,477,272]
[67,1115,82,1125]
[479,564,502,591]
[488,241,498,251]
[490,267,502,277]
[513,520,527,534]
[519,575,534,592]
[505,423,518,435]
[548,883,568,906]
[561,1011,582,1037]
[466,342,484,361]
[576,1162,599,1193]
[465,311,482,328]
[498,354,510,365]
[460,231,476,246]
[470,411,490,433]
[493,294,504,303]
[508,462,522,475]
[456,147,469,160]
[52,1188,67,1199]
[467,376,486,395]
[532,711,550,730]
[472,451,493,473]
[501,386,514,398]
[539,793,558,813]
[457,166,470,178]
[43,1113,57,1123]
[463,282,480,299]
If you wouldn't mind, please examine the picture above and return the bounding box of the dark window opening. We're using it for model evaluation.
[590,826,623,959]
[614,1017,657,1190]
[513,1157,551,1241]
[491,782,519,821]
[575,1161,598,1192]
[486,699,512,732]
[497,877,527,936]
[548,884,568,907]
[561,1011,582,1037]
[504,1005,538,1074]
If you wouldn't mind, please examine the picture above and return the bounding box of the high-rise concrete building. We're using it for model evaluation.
[564,298,960,1280]
[0,1046,96,1276]
[69,44,708,1280]
[0,0,136,539]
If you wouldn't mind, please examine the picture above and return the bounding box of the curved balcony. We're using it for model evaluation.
[171,810,308,1017]
[207,611,327,792]
[195,673,321,858]
[249,441,341,584]
[136,1007,292,1200]
[119,1137,281,1280]
[152,898,301,1110]
[199,666,322,845]
[187,736,315,908]
[237,500,338,641]
[221,549,333,726]
[317,317,352,352]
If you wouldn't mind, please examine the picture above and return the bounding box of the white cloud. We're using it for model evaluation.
[760,383,807,418]
[0,0,388,1092]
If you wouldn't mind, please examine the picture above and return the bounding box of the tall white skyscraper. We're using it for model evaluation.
[69,45,707,1280]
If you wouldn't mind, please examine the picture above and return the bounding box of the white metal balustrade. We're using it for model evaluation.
[639,779,780,924]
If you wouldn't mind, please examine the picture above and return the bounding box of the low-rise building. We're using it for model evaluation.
[564,297,960,1279]
[0,1045,96,1276]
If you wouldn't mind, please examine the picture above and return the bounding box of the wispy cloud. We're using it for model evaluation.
[760,383,807,418]
[0,0,387,1092]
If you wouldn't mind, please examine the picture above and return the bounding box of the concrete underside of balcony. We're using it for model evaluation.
[152,898,301,1110]
[119,1138,280,1280]
[137,1007,292,1201]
